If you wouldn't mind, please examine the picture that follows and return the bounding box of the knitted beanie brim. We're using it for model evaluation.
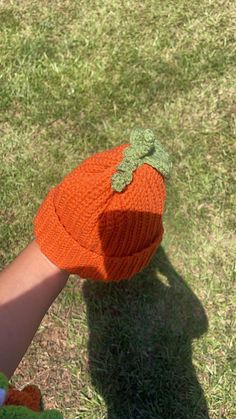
[34,188,163,281]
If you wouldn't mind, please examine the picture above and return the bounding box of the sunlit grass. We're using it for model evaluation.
[0,1,235,417]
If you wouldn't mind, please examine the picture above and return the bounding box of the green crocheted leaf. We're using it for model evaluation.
[0,373,8,392]
[112,128,171,192]
[0,372,63,417]
[0,372,8,407]
[0,405,63,418]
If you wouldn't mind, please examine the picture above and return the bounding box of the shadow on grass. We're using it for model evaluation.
[81,209,209,418]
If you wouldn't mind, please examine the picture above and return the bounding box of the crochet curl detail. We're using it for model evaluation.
[112,128,171,192]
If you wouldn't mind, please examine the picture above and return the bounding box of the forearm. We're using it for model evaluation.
[0,240,69,378]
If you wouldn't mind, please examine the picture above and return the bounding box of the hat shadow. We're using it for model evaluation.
[81,210,209,418]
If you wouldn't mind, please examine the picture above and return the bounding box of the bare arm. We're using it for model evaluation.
[0,240,69,378]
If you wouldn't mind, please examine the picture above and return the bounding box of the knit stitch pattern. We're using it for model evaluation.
[5,385,42,411]
[34,130,168,281]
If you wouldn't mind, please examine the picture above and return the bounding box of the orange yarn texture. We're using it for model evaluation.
[5,385,42,411]
[34,143,166,281]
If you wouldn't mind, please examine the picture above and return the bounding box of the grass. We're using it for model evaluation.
[0,0,235,417]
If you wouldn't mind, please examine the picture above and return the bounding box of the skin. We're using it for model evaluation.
[0,240,69,378]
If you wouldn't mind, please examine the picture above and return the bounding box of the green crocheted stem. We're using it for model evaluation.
[112,128,171,192]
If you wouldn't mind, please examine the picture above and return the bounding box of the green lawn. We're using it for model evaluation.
[0,1,235,418]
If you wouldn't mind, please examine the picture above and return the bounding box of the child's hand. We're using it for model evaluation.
[0,240,68,378]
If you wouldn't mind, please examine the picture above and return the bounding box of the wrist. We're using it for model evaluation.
[31,239,69,284]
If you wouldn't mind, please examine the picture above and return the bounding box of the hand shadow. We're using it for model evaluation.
[80,210,209,419]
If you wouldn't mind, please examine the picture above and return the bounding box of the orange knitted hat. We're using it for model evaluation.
[34,128,171,281]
